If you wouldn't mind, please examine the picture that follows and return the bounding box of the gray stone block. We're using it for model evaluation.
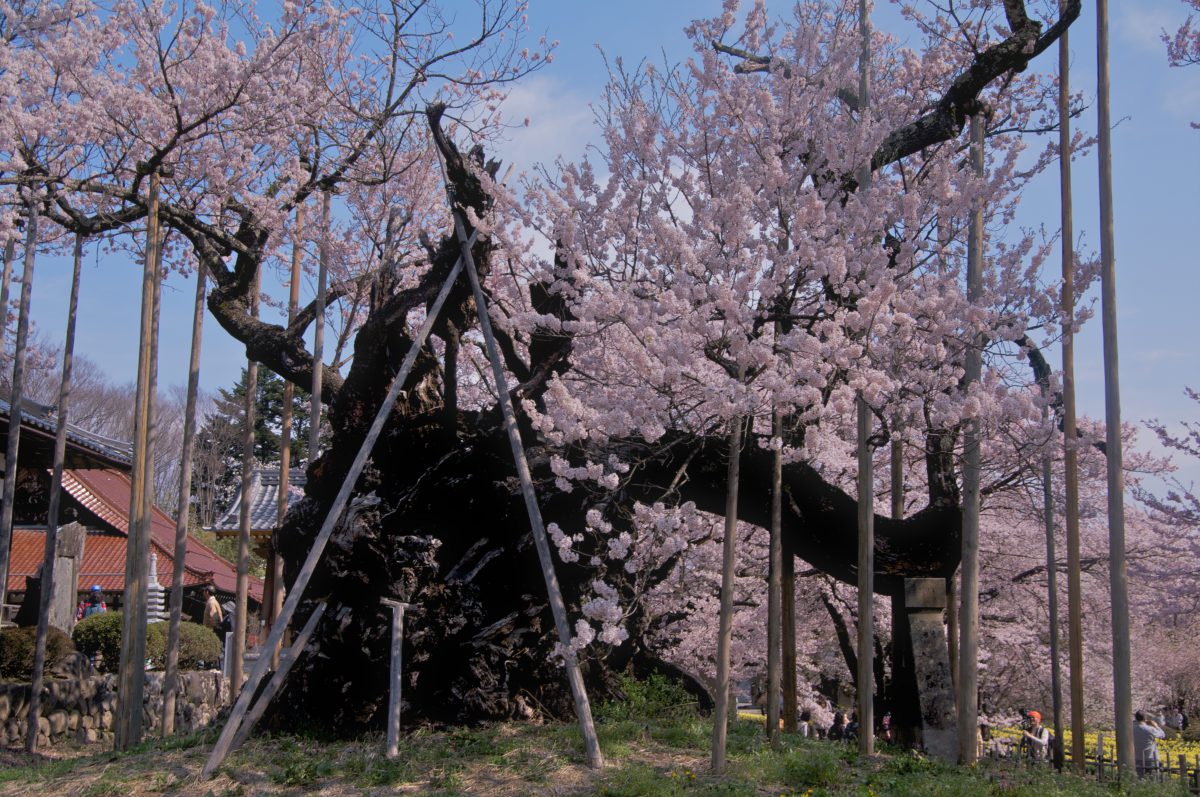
[904,577,947,610]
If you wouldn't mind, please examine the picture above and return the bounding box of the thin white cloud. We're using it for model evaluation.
[1117,3,1179,54]
[496,75,598,178]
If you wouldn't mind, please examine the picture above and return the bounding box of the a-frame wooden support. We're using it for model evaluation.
[204,125,606,775]
[200,231,475,777]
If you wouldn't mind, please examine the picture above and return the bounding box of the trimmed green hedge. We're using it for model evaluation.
[0,625,75,679]
[72,612,221,673]
[147,619,222,671]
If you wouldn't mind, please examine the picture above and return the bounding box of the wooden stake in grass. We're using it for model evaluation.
[116,170,163,751]
[956,115,985,766]
[162,258,207,735]
[712,415,743,775]
[25,233,82,752]
[0,199,37,614]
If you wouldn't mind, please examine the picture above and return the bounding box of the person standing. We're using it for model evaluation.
[76,585,107,621]
[201,585,223,630]
[1021,710,1050,762]
[1134,710,1166,777]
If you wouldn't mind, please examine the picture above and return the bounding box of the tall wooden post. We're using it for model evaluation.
[766,408,783,748]
[0,238,14,358]
[781,533,797,733]
[0,199,38,612]
[116,171,163,750]
[1042,408,1065,770]
[855,0,875,756]
[310,193,330,459]
[271,204,305,665]
[231,266,260,693]
[162,258,207,735]
[1058,6,1087,773]
[1096,0,1133,774]
[25,234,82,751]
[856,396,875,756]
[957,115,985,765]
[890,430,905,741]
[712,416,743,775]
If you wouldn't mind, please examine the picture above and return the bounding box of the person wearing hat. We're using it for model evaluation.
[1021,710,1050,761]
[201,585,223,630]
[76,585,107,621]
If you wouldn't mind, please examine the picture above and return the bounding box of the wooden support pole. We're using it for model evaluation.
[712,416,743,775]
[380,599,410,758]
[271,204,305,667]
[1097,0,1133,777]
[1058,6,1087,774]
[766,408,783,748]
[231,266,260,693]
[1096,0,1133,776]
[857,395,875,757]
[25,233,82,751]
[854,0,875,755]
[309,194,329,459]
[0,237,14,359]
[162,258,207,735]
[957,115,985,765]
[450,207,604,769]
[229,601,327,751]
[781,533,797,733]
[116,171,163,750]
[202,237,475,779]
[1042,408,1065,771]
[0,199,38,613]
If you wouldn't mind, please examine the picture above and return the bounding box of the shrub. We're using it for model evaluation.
[74,613,222,673]
[146,621,221,670]
[0,625,75,679]
[72,611,124,672]
[596,674,698,723]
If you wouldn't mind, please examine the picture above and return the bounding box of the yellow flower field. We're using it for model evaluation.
[993,725,1200,764]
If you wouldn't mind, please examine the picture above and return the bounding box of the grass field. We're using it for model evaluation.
[0,681,1191,796]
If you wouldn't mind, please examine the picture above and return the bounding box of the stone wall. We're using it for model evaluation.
[0,662,230,748]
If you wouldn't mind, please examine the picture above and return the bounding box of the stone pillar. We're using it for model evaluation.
[50,522,87,633]
[904,577,957,761]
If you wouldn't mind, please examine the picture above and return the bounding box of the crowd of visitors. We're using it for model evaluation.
[758,691,1189,781]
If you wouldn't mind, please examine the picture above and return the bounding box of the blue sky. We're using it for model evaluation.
[26,0,1200,482]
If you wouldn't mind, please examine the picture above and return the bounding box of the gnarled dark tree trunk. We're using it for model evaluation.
[179,3,1079,735]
